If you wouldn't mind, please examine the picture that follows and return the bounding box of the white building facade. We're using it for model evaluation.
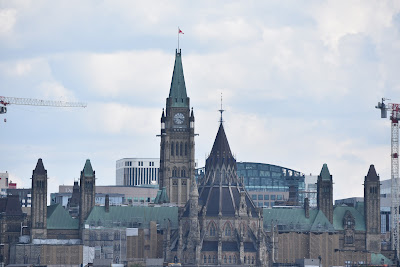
[116,158,160,186]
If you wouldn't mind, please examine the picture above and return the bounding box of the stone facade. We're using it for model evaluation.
[31,158,48,239]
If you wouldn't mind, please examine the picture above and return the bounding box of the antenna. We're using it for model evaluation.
[218,93,224,124]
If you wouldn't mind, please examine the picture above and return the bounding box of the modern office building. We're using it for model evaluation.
[6,188,32,207]
[116,158,159,186]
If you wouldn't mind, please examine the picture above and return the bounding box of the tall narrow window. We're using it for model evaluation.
[185,143,188,155]
[171,142,174,156]
[176,143,179,157]
[180,142,183,156]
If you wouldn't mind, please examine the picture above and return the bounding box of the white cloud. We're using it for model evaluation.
[0,8,17,35]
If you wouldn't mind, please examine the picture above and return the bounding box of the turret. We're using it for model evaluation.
[31,158,48,239]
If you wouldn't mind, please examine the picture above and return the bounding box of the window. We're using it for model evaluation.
[258,202,263,207]
[271,195,276,200]
[251,195,257,200]
[204,255,207,264]
[258,195,263,200]
[229,255,232,263]
[225,224,231,236]
[233,255,236,264]
[171,142,174,156]
[213,255,216,263]
[264,202,269,207]
[224,255,227,263]
[208,255,211,263]
[209,224,216,236]
[277,195,283,200]
[264,195,269,200]
[176,143,179,156]
[185,143,188,156]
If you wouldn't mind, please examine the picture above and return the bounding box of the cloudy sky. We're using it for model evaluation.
[1,1,400,200]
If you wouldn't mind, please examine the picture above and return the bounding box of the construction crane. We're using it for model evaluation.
[376,98,400,258]
[0,96,87,115]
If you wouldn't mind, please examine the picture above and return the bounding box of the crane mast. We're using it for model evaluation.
[376,98,400,258]
[0,96,87,114]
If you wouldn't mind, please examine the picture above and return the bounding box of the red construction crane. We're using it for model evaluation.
[0,96,87,115]
[376,98,400,258]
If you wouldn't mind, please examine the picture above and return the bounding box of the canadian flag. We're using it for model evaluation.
[178,28,184,34]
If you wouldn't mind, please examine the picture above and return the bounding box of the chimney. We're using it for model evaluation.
[304,198,310,218]
[105,194,110,213]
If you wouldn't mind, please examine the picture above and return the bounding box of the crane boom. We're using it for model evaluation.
[0,96,87,114]
[376,98,400,259]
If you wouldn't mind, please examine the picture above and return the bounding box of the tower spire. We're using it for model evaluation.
[219,93,224,124]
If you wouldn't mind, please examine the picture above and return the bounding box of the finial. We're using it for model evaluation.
[218,93,224,124]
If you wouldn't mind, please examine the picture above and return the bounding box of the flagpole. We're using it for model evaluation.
[178,27,180,52]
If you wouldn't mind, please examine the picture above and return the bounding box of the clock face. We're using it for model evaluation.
[173,113,185,125]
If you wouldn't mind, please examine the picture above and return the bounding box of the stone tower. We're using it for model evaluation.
[79,159,95,230]
[364,164,381,252]
[317,163,333,224]
[159,49,195,206]
[31,158,48,239]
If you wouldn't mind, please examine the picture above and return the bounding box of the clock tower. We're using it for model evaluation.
[159,49,195,206]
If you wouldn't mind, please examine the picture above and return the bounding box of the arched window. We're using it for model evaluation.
[209,223,216,236]
[244,256,246,264]
[208,255,211,263]
[229,255,232,263]
[181,169,186,177]
[233,255,236,264]
[252,256,255,264]
[213,255,216,263]
[224,255,227,263]
[172,168,177,177]
[185,143,188,155]
[204,255,207,264]
[171,142,174,156]
[225,224,232,236]
[180,142,183,156]
[176,143,179,156]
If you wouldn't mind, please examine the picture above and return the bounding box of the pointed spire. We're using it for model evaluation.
[209,123,233,160]
[319,163,332,181]
[168,50,188,107]
[83,159,94,177]
[33,158,47,175]
[365,164,379,181]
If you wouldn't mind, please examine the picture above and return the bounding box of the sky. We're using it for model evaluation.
[1,0,400,201]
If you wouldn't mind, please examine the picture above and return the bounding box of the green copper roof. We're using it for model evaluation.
[47,204,79,230]
[263,208,335,232]
[83,159,94,177]
[371,253,393,265]
[169,50,188,108]
[320,163,331,180]
[85,206,178,229]
[154,187,169,204]
[333,206,366,231]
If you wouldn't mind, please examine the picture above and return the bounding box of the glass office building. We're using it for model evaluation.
[196,162,305,207]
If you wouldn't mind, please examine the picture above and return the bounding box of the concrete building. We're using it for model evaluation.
[0,172,9,196]
[57,184,159,205]
[116,158,160,186]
